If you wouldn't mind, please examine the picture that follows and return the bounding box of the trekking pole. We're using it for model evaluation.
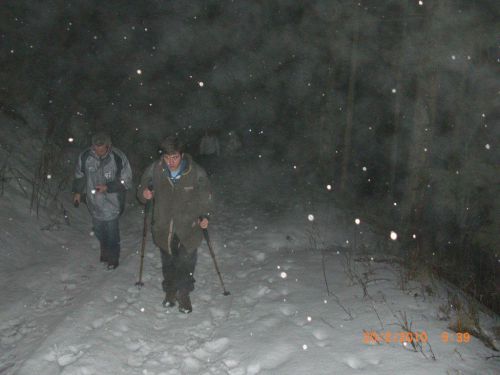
[202,228,230,296]
[136,198,151,288]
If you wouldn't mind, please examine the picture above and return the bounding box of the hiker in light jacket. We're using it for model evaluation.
[72,132,132,270]
[137,135,212,313]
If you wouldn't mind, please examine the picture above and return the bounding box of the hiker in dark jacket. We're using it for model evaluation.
[137,135,212,313]
[72,132,133,270]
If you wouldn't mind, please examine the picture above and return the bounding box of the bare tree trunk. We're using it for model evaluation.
[339,13,359,192]
[401,75,438,237]
[316,65,337,181]
[389,22,407,200]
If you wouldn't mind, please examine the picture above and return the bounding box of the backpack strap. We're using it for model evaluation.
[80,149,91,175]
[111,150,123,180]
[110,150,126,215]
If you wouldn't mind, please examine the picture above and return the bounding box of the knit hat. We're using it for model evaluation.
[91,132,111,146]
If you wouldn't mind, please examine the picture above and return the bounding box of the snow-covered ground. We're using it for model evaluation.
[1,126,499,374]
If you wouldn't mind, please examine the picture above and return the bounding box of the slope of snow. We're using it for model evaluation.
[0,130,499,374]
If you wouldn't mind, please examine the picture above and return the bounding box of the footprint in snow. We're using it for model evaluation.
[249,285,271,300]
[251,251,266,262]
[197,291,213,302]
[204,337,230,353]
[312,328,330,341]
[43,344,90,367]
[182,356,202,372]
[127,353,145,367]
[223,358,240,370]
[235,269,253,278]
[158,351,178,366]
[343,356,367,370]
[209,306,226,320]
[278,303,298,317]
[252,315,283,333]
[246,341,296,374]
[91,314,119,329]
[103,293,118,303]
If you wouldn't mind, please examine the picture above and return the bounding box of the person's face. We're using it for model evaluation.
[164,152,182,171]
[93,144,109,157]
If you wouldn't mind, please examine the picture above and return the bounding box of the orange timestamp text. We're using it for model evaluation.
[363,330,471,344]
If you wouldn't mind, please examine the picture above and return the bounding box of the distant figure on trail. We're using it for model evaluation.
[199,129,220,157]
[224,131,242,155]
[72,132,133,270]
[198,129,220,175]
[137,135,213,313]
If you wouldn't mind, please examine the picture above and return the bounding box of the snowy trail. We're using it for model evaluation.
[2,161,499,374]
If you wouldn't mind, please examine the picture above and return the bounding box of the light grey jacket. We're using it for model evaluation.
[72,147,132,221]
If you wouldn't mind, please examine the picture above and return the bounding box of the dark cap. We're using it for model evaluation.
[160,135,184,155]
[91,132,111,146]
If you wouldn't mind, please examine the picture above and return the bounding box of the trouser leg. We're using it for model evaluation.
[160,235,198,292]
[161,249,176,293]
[92,218,121,267]
[105,218,121,266]
[92,218,108,261]
[170,234,197,293]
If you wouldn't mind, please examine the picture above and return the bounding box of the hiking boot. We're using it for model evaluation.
[177,290,192,314]
[106,262,119,270]
[162,290,176,307]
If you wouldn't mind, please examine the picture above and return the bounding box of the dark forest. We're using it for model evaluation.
[1,0,498,315]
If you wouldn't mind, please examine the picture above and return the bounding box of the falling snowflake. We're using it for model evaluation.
[280,272,287,279]
[390,231,398,240]
[485,144,491,150]
[308,214,314,221]
[355,218,361,225]
[136,69,142,75]
[326,184,332,190]
[68,137,74,143]
[198,81,204,87]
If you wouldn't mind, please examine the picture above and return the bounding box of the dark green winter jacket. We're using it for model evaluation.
[137,154,212,253]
